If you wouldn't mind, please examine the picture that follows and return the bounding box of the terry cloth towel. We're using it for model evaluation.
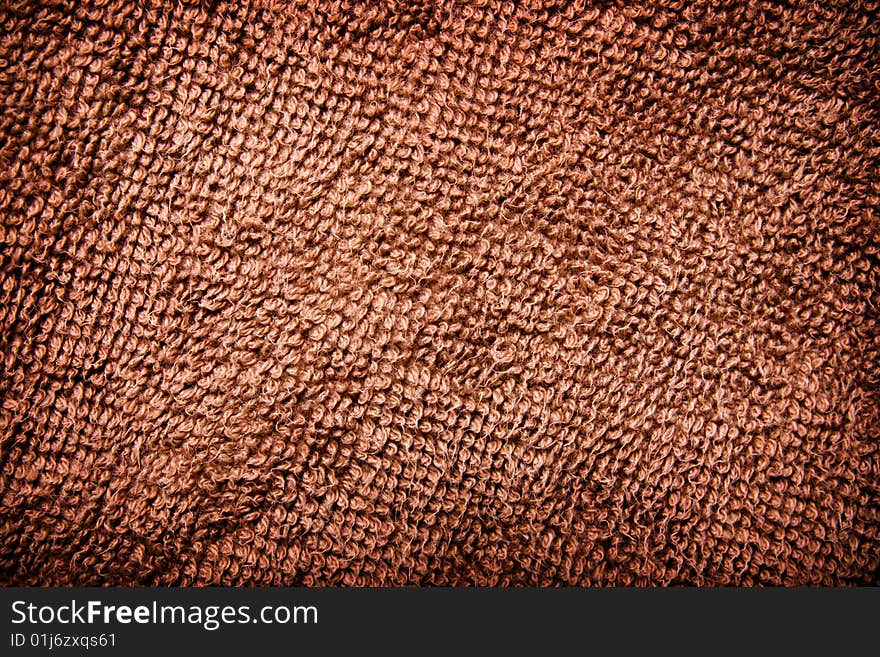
[0,0,878,585]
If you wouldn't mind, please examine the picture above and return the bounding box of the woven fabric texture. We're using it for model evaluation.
[1,0,879,585]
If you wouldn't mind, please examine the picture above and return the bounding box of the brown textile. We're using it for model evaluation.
[1,0,879,586]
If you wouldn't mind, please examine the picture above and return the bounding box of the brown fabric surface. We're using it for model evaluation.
[1,0,879,586]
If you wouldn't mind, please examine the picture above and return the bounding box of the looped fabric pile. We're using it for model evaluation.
[0,0,878,585]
